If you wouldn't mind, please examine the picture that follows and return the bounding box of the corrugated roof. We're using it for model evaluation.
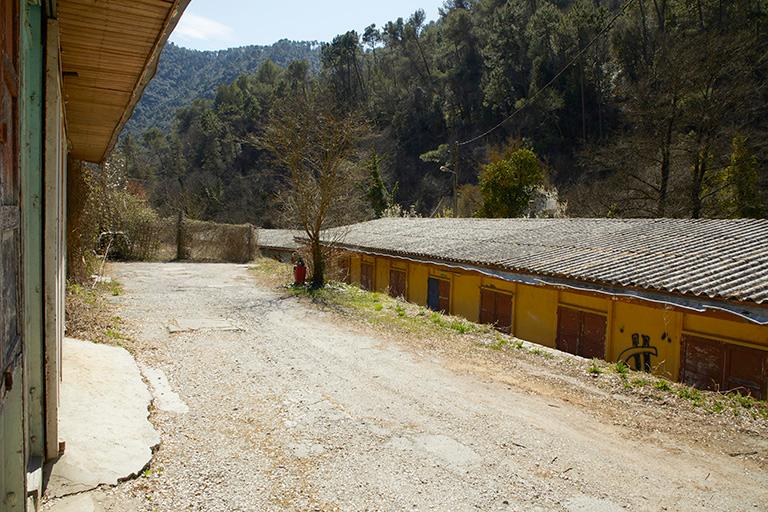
[257,229,302,251]
[323,218,768,305]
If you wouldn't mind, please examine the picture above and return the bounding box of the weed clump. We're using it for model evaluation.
[587,359,604,376]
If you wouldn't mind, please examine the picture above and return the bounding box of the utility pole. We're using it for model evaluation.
[452,141,459,216]
[440,142,460,217]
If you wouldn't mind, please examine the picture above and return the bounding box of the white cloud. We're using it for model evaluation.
[173,13,234,43]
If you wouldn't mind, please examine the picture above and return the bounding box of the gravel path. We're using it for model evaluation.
[94,262,766,511]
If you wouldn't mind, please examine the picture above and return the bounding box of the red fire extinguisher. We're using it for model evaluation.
[293,259,306,286]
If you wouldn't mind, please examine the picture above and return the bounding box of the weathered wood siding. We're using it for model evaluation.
[44,18,66,461]
[1,0,25,508]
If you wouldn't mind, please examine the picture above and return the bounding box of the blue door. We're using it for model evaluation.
[427,277,449,312]
[427,278,440,311]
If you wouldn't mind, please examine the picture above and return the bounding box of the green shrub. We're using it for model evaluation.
[116,194,162,261]
[677,386,703,405]
[613,361,629,376]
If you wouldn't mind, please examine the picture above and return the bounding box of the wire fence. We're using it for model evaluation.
[101,217,257,263]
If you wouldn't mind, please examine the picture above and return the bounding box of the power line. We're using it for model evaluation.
[458,0,637,147]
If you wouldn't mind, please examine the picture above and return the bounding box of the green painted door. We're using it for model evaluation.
[1,0,26,509]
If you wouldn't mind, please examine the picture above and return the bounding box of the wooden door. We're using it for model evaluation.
[360,262,374,291]
[427,277,450,313]
[494,293,512,334]
[479,289,495,326]
[338,256,351,284]
[680,335,723,392]
[580,312,607,359]
[480,289,512,333]
[556,306,606,359]
[389,268,406,298]
[0,2,24,505]
[725,344,766,399]
[0,0,22,395]
[681,335,767,399]
[556,306,581,355]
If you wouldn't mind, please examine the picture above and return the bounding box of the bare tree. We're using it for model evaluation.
[261,90,367,288]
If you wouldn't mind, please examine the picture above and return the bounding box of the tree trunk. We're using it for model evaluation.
[580,64,587,141]
[353,57,367,99]
[414,36,433,79]
[638,0,649,63]
[175,209,188,261]
[690,155,706,219]
[657,116,674,217]
[310,238,324,289]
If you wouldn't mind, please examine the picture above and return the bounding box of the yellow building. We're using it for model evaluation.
[321,218,768,398]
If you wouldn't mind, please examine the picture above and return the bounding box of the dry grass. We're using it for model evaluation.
[65,280,132,350]
[249,257,295,288]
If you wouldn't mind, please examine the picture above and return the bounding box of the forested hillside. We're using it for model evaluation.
[125,40,321,134]
[116,0,768,226]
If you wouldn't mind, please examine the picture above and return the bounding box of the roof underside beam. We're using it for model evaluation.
[57,0,190,163]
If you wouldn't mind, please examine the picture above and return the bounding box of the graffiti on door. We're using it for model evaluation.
[618,333,659,372]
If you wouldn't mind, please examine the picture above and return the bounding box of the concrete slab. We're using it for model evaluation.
[45,494,97,512]
[139,364,189,414]
[167,317,242,333]
[45,338,159,498]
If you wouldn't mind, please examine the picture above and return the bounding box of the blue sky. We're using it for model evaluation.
[170,1,445,51]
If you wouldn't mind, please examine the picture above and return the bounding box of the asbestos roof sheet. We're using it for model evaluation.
[257,229,302,251]
[324,218,768,305]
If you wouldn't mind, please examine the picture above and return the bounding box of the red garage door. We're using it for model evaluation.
[360,262,374,291]
[338,257,351,284]
[556,306,606,359]
[479,289,513,333]
[389,268,406,298]
[681,335,767,399]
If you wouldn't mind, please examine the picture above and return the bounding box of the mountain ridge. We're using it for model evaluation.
[125,39,321,135]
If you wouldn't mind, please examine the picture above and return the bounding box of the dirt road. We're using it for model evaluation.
[96,263,766,511]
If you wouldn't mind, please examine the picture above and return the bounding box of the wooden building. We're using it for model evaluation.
[0,1,188,510]
[323,218,768,398]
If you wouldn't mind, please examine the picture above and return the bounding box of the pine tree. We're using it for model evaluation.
[725,136,764,219]
[366,152,395,217]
